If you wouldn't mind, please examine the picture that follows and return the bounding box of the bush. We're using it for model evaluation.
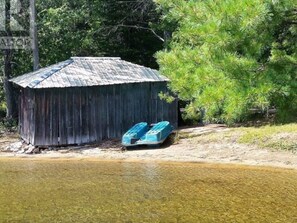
[0,118,18,132]
[0,102,6,119]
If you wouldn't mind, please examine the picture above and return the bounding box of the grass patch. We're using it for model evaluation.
[237,124,297,152]
[184,124,297,152]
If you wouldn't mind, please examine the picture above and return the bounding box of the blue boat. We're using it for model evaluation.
[122,122,149,146]
[122,121,174,147]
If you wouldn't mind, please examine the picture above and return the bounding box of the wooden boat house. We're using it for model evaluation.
[10,57,178,146]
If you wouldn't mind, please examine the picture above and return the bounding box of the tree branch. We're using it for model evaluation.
[113,24,165,42]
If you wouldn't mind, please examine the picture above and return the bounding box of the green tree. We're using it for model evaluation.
[36,0,163,68]
[155,0,297,124]
[94,0,164,68]
[1,0,163,119]
[6,0,163,74]
[37,0,104,66]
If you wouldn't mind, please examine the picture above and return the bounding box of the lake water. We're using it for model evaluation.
[0,159,297,222]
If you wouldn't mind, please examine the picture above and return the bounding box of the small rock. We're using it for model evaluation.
[41,149,48,154]
[17,149,25,154]
[25,146,40,154]
[33,148,41,154]
[4,142,23,152]
[23,145,34,151]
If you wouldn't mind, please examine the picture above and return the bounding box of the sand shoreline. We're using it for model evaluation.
[1,143,297,170]
[1,125,297,170]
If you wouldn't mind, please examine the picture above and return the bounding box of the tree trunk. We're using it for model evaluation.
[3,0,17,119]
[30,0,39,71]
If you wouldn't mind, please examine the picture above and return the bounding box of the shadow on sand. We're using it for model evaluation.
[123,132,177,151]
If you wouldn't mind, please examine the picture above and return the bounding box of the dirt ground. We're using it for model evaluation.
[1,125,297,169]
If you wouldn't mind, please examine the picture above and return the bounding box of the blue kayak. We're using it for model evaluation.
[122,121,174,147]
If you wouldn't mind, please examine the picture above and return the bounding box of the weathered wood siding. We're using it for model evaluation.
[19,88,35,144]
[19,82,178,146]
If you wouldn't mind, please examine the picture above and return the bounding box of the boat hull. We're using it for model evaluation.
[122,121,173,147]
[121,122,149,146]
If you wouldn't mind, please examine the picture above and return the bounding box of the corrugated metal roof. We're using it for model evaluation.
[10,57,168,89]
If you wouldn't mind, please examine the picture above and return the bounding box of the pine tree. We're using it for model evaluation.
[155,0,297,124]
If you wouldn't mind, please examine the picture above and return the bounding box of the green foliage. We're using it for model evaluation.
[0,118,18,132]
[97,0,164,68]
[34,0,163,69]
[182,104,201,125]
[155,0,297,124]
[159,91,175,103]
[37,0,105,66]
[1,0,163,78]
[0,102,6,118]
[0,0,163,118]
[187,123,297,152]
[0,76,6,119]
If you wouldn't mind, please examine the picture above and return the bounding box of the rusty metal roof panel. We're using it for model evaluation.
[10,57,168,89]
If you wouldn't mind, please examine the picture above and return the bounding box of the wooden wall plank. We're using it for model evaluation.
[80,88,89,144]
[76,88,81,144]
[51,90,59,145]
[41,91,46,145]
[89,87,97,143]
[106,86,111,139]
[96,87,103,141]
[20,89,26,142]
[44,90,51,145]
[19,90,23,141]
[59,89,67,145]
[111,85,116,138]
[116,85,123,138]
[71,88,79,145]
[21,89,32,144]
[101,86,108,140]
[121,84,128,131]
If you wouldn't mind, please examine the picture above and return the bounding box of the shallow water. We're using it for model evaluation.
[0,159,297,223]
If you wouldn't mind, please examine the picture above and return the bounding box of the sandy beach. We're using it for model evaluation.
[1,125,297,170]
